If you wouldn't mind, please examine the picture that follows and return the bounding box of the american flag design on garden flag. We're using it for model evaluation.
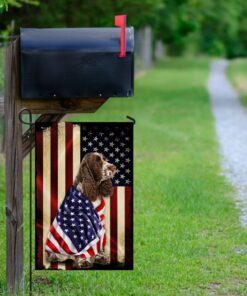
[35,122,133,270]
[45,187,106,261]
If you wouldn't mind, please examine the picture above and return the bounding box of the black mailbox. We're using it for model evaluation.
[20,27,134,99]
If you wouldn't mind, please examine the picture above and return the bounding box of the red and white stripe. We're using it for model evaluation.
[35,122,133,269]
[45,198,106,260]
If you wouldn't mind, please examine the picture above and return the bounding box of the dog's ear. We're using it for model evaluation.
[98,179,113,197]
[83,179,98,202]
[73,160,98,201]
[73,161,89,187]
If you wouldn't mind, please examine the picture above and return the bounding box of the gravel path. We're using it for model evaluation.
[208,60,247,227]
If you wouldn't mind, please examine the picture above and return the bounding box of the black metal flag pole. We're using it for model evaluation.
[19,108,34,295]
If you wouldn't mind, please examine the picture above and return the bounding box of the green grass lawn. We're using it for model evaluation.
[228,58,247,106]
[0,58,247,295]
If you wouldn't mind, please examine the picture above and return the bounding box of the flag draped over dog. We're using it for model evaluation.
[35,122,133,270]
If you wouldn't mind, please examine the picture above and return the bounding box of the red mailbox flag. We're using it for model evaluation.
[115,15,126,58]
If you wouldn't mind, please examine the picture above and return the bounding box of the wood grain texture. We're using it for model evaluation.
[4,39,23,292]
[21,97,108,114]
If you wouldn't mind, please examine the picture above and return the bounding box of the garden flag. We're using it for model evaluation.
[35,122,133,270]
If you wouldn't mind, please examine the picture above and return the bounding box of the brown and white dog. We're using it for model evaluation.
[46,152,116,268]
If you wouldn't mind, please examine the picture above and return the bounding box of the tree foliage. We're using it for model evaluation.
[0,0,38,12]
[154,0,199,55]
[0,0,162,28]
[0,0,8,12]
[152,0,247,57]
[195,0,244,57]
[0,0,247,57]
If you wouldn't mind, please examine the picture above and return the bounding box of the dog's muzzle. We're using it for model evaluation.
[102,163,116,181]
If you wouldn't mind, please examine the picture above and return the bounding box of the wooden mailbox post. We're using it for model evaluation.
[5,17,134,293]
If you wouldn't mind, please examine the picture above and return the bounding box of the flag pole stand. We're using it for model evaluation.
[19,108,34,295]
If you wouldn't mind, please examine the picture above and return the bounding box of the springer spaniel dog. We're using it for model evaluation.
[45,152,116,268]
